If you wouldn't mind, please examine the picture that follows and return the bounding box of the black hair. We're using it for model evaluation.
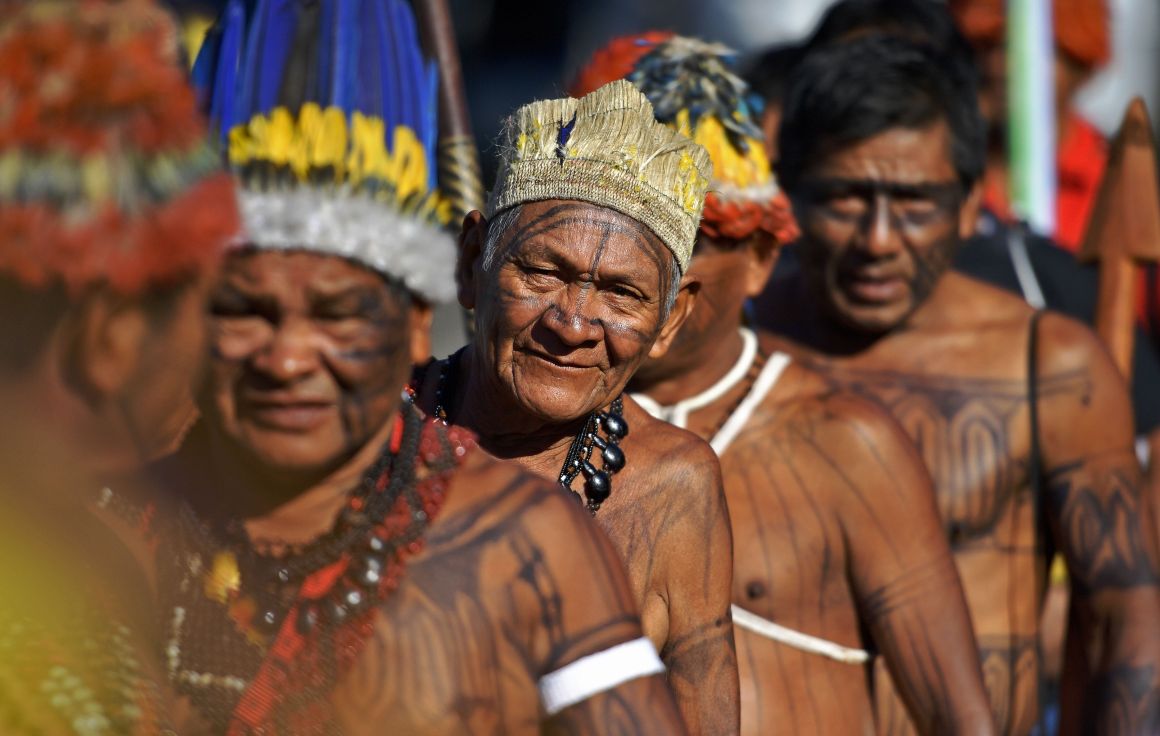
[777,34,985,192]
[807,0,977,77]
[743,43,803,113]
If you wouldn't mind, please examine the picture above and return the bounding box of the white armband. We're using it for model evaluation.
[538,637,665,716]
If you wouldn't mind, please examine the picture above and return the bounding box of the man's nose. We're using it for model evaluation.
[861,195,903,257]
[250,317,322,382]
[541,284,603,347]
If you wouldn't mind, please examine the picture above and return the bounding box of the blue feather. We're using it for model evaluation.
[207,0,247,141]
[236,0,271,122]
[372,0,397,138]
[255,0,297,113]
[354,0,383,118]
[391,0,420,134]
[332,0,357,114]
[315,0,335,104]
[422,60,438,190]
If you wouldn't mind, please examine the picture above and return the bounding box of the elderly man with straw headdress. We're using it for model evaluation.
[574,33,996,735]
[142,1,688,732]
[418,80,739,733]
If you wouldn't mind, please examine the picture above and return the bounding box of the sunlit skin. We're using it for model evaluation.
[458,201,691,428]
[154,249,687,734]
[632,230,994,735]
[442,199,741,735]
[757,121,1160,735]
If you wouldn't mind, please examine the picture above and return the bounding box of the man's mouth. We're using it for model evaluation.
[520,348,596,372]
[241,397,334,431]
[839,270,908,304]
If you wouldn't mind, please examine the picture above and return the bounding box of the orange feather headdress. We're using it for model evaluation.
[0,0,238,294]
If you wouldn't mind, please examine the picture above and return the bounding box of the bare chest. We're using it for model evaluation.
[721,421,855,622]
[813,355,1078,546]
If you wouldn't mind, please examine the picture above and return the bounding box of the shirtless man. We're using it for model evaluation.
[149,3,687,732]
[571,33,995,735]
[432,80,738,732]
[757,34,1160,734]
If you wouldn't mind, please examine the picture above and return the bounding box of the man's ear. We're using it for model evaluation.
[61,288,149,406]
[408,300,434,364]
[648,273,701,360]
[745,232,781,298]
[457,210,487,310]
[958,181,984,240]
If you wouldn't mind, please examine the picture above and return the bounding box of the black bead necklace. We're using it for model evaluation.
[434,349,629,515]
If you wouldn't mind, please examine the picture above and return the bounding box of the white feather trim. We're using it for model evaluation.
[236,188,457,304]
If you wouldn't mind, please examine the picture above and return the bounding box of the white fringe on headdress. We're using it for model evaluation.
[236,188,457,303]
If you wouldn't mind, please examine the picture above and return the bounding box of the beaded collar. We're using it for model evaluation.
[160,403,472,734]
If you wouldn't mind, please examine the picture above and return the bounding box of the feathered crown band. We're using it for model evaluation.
[194,0,455,303]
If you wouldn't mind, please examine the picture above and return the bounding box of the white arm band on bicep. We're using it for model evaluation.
[538,636,665,716]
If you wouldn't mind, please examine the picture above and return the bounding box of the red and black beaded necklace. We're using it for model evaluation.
[161,401,472,734]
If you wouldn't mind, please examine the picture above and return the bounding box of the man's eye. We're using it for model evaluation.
[211,298,261,318]
[823,195,868,216]
[608,285,643,300]
[522,265,562,281]
[314,308,361,322]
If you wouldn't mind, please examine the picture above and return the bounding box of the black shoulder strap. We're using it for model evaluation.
[1028,309,1043,502]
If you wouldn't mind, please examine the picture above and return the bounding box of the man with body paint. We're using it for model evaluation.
[419,79,740,734]
[146,2,688,732]
[756,33,1160,735]
[576,33,996,736]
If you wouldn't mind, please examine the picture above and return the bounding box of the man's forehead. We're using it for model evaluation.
[224,249,387,294]
[806,122,957,184]
[502,200,666,261]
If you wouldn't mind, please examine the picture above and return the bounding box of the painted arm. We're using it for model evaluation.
[530,484,690,735]
[1038,313,1160,735]
[655,440,740,735]
[830,395,996,735]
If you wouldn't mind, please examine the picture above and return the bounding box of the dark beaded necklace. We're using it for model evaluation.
[177,405,421,640]
[161,402,464,732]
[434,349,629,515]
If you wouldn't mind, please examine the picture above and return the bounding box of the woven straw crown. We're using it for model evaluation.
[488,80,712,271]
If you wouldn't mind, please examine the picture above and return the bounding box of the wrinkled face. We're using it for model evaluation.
[467,200,680,422]
[793,121,976,333]
[635,232,775,382]
[201,250,420,474]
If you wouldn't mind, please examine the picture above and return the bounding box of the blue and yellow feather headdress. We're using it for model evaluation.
[192,0,455,302]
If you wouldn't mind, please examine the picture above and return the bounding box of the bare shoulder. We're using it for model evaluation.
[433,448,612,546]
[943,271,1036,325]
[620,395,723,495]
[748,355,933,507]
[1034,309,1117,376]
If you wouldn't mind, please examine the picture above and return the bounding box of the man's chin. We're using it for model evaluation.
[831,299,911,336]
[234,431,360,480]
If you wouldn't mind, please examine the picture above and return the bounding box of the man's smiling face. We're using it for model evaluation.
[465,199,684,423]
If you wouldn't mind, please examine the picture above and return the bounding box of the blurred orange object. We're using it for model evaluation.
[949,0,1109,67]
